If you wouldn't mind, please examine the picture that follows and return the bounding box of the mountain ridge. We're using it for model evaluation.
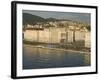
[23,13,72,25]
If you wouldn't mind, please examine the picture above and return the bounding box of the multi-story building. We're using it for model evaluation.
[23,22,91,48]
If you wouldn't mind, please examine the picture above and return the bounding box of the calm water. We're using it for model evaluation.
[23,44,91,69]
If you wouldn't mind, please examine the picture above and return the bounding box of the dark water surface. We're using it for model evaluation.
[23,44,91,69]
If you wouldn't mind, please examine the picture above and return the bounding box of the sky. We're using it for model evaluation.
[23,10,91,24]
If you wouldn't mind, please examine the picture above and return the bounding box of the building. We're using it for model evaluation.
[23,23,91,48]
[85,32,91,48]
[24,27,66,43]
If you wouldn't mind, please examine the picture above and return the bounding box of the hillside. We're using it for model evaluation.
[23,13,90,31]
[23,13,46,25]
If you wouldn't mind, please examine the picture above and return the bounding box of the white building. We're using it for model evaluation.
[85,32,91,48]
[23,24,91,48]
[24,27,66,43]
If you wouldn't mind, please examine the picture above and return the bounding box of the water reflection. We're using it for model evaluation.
[23,44,91,69]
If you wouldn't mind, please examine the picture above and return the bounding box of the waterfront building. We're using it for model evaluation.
[23,22,91,48]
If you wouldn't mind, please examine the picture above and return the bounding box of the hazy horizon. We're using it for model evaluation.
[23,10,91,24]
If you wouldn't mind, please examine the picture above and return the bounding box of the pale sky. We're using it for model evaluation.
[23,10,91,24]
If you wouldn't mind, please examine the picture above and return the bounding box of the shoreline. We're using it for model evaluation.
[24,44,90,54]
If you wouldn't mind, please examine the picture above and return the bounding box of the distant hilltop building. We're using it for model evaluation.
[23,21,91,48]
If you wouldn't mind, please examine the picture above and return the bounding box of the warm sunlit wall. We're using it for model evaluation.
[75,31,85,41]
[85,32,91,48]
[67,30,73,42]
[39,29,50,43]
[24,30,38,41]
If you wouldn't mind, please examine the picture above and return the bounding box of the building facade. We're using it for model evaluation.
[23,24,91,48]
